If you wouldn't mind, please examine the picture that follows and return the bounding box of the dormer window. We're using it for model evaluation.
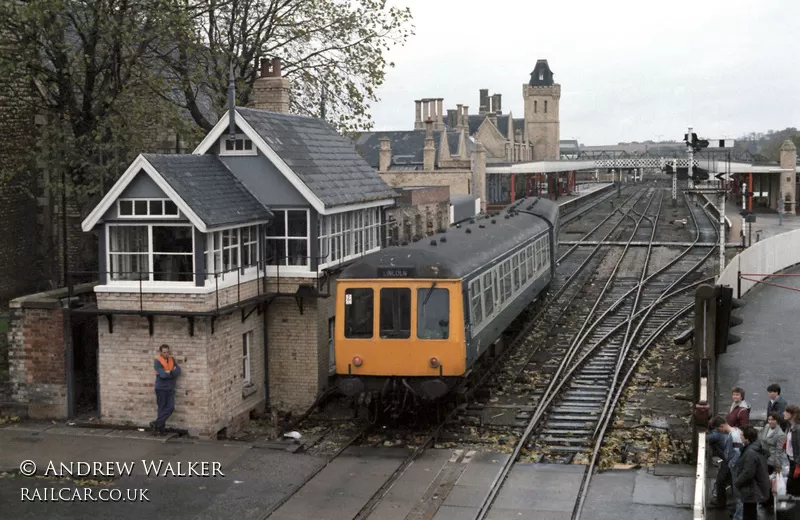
[118,198,180,218]
[221,134,256,155]
[539,71,544,81]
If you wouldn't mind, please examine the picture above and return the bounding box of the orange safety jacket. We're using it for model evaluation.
[155,356,175,375]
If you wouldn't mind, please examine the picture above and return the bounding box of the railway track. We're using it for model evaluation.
[473,189,720,520]
[263,184,716,520]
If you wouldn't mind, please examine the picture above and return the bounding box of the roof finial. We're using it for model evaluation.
[228,60,236,141]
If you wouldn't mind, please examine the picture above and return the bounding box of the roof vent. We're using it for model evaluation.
[504,215,510,219]
[430,240,437,246]
[479,224,485,229]
[455,224,461,229]
[440,236,447,243]
[470,219,476,224]
[465,228,472,234]
[401,241,408,246]
[491,219,496,224]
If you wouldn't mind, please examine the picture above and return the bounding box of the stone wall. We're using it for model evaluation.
[523,84,561,161]
[380,170,472,195]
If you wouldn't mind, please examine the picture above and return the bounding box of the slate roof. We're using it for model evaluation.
[353,129,467,170]
[237,107,396,207]
[143,154,272,229]
[341,197,558,279]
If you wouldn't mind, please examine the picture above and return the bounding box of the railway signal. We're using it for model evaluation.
[714,285,745,355]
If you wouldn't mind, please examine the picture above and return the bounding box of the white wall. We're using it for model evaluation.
[718,227,800,296]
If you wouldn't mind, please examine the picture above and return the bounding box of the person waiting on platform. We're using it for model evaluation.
[734,426,770,520]
[708,415,744,510]
[784,405,800,496]
[767,383,788,431]
[727,387,751,428]
[758,412,788,512]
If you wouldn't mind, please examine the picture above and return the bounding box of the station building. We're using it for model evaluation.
[8,58,417,437]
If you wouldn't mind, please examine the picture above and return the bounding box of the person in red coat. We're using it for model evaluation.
[727,386,751,428]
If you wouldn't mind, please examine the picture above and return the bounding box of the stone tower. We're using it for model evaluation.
[523,60,560,161]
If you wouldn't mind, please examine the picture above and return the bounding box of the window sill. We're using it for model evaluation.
[95,283,210,294]
[242,384,257,399]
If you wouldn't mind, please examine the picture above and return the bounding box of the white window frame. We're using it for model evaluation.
[204,224,262,288]
[470,232,551,337]
[117,198,181,219]
[242,331,252,385]
[265,208,311,273]
[220,134,256,156]
[318,207,381,270]
[106,223,195,285]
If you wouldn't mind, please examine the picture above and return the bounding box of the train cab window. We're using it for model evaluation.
[379,288,411,339]
[417,287,449,339]
[344,288,374,338]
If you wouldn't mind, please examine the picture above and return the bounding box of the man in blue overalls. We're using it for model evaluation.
[151,344,181,436]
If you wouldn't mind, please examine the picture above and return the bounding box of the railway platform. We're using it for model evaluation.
[700,210,800,520]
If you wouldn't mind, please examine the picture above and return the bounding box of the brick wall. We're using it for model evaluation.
[94,274,333,434]
[0,58,43,308]
[385,202,450,245]
[7,302,67,418]
[523,84,561,161]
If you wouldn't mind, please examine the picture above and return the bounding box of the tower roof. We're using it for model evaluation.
[529,59,554,87]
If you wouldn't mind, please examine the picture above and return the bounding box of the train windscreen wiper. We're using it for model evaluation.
[422,281,437,307]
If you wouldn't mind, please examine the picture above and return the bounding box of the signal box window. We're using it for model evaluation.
[344,288,374,338]
[418,288,450,340]
[379,288,411,339]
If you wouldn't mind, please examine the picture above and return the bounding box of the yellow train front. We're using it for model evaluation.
[335,197,559,402]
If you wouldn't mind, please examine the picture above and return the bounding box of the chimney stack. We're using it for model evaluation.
[479,89,489,115]
[493,93,502,114]
[252,57,291,113]
[462,105,469,133]
[456,103,463,129]
[436,98,444,129]
[414,100,422,129]
[447,109,458,129]
[422,99,431,124]
[423,118,435,170]
[379,137,392,172]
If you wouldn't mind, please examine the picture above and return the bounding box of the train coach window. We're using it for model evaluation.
[380,288,411,339]
[482,273,494,317]
[344,288,374,338]
[417,288,450,339]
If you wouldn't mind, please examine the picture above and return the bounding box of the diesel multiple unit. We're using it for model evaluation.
[335,197,559,401]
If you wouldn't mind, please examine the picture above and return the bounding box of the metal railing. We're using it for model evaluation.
[67,262,271,313]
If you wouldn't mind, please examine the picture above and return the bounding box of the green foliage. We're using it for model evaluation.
[735,128,800,163]
[162,0,415,133]
[0,0,199,204]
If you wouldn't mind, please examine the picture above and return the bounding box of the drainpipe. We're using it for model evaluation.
[260,223,270,409]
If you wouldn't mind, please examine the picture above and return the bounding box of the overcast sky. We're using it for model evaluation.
[368,0,800,145]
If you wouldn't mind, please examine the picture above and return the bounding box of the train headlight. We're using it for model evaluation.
[352,356,363,367]
[429,357,440,368]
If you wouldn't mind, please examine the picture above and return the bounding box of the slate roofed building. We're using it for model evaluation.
[76,58,397,437]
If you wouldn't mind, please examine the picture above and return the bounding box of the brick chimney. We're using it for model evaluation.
[479,89,489,115]
[423,118,435,170]
[253,58,291,113]
[379,137,392,172]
